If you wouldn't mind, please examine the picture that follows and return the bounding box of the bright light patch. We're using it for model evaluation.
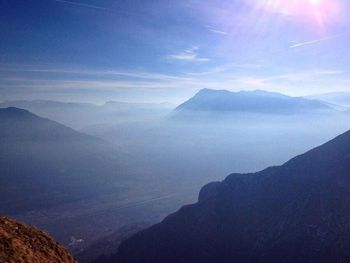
[310,0,320,5]
[255,0,343,32]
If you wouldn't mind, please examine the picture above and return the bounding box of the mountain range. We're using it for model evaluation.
[1,91,346,127]
[116,128,350,263]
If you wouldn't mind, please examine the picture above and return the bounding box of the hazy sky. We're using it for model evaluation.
[1,0,350,103]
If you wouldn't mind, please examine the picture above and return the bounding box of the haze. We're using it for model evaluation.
[1,1,350,262]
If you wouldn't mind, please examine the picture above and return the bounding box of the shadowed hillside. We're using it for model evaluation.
[116,129,350,263]
[0,107,128,215]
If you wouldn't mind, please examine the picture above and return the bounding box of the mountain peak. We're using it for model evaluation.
[196,88,231,95]
[174,89,331,115]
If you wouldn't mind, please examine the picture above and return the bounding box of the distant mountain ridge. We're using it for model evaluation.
[172,89,332,119]
[306,92,350,108]
[0,107,126,214]
[0,107,100,142]
[0,100,173,129]
[116,128,350,263]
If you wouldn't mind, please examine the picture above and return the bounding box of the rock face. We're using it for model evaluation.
[0,217,77,263]
[116,129,350,263]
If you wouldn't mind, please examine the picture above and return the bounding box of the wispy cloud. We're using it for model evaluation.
[290,34,347,48]
[166,46,210,63]
[236,69,348,97]
[206,25,228,36]
[53,0,107,10]
[240,69,344,85]
[187,63,262,76]
[209,29,228,35]
[0,65,195,82]
[1,63,349,102]
[0,63,211,91]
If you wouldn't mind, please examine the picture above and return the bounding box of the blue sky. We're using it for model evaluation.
[1,0,350,103]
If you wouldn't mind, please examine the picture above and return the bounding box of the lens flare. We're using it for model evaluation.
[256,0,343,32]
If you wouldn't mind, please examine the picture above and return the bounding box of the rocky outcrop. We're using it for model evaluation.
[0,217,77,263]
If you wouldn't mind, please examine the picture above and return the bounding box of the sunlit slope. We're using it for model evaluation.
[0,216,77,263]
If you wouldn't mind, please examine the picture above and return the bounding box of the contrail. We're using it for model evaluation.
[290,34,347,48]
[209,29,228,36]
[53,0,106,10]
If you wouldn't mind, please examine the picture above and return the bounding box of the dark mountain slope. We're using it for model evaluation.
[0,107,127,215]
[116,129,350,263]
[172,89,332,119]
[0,216,77,263]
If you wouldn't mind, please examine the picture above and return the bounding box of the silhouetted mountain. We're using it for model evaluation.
[172,89,332,119]
[306,92,350,107]
[0,107,127,214]
[0,216,77,263]
[116,129,350,263]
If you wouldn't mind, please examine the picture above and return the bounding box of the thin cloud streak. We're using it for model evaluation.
[240,70,344,85]
[0,77,222,92]
[53,0,107,10]
[206,25,228,36]
[290,34,347,48]
[1,63,349,99]
[209,29,228,35]
[0,64,196,82]
[166,46,210,63]
[187,63,262,76]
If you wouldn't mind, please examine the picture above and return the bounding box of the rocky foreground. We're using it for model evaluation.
[0,216,77,263]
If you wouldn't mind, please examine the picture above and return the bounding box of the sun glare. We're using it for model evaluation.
[310,0,320,5]
[257,0,342,32]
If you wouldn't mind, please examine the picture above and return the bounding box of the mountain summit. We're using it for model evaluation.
[116,129,350,263]
[173,89,331,117]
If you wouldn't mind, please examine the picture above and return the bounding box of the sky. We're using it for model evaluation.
[1,0,350,103]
